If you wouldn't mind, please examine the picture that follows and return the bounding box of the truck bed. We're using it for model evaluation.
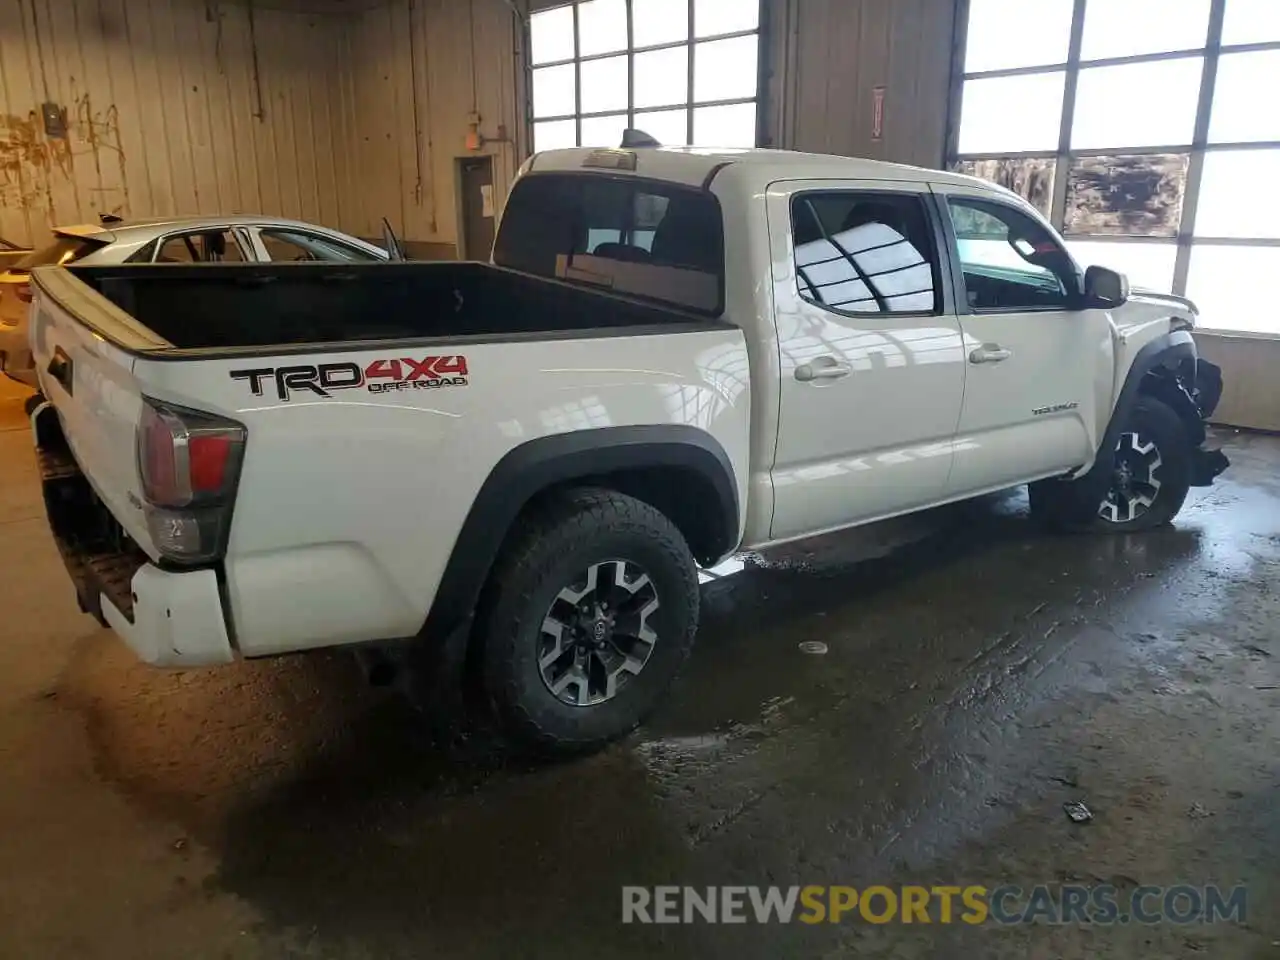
[71,261,719,352]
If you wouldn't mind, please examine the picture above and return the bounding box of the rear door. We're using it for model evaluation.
[766,179,967,541]
[935,185,1110,496]
[28,267,163,558]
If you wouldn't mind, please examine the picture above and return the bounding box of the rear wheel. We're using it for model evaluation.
[478,487,699,754]
[1031,396,1192,533]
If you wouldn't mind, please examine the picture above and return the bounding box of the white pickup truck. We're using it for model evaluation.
[27,142,1226,752]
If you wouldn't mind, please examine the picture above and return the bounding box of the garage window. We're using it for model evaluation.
[951,0,1280,334]
[528,0,760,152]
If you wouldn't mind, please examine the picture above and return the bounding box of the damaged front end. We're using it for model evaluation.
[1187,358,1229,487]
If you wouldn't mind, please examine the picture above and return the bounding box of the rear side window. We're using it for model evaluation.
[494,173,724,315]
[12,235,107,273]
[791,192,939,314]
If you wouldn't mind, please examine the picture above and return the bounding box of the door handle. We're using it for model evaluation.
[969,344,1012,364]
[795,356,852,382]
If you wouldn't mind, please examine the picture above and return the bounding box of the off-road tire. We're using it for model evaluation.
[478,487,699,754]
[1031,395,1192,533]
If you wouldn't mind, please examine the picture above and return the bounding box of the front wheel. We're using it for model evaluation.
[478,487,699,754]
[1031,396,1192,533]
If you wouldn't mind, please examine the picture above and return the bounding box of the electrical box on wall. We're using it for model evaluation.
[465,111,485,151]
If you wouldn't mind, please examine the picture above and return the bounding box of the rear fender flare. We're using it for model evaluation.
[423,425,739,641]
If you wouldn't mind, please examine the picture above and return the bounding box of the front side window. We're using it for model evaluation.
[791,192,939,314]
[260,230,382,262]
[948,197,1077,311]
[494,173,723,314]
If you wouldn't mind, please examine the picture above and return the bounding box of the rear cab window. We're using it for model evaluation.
[493,173,724,315]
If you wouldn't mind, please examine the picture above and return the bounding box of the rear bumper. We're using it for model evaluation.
[34,402,234,667]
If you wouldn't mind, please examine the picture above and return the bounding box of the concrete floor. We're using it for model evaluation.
[1,380,1277,959]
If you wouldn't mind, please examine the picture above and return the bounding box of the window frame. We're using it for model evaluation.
[787,188,951,320]
[941,192,1083,315]
[147,226,252,264]
[948,0,1280,332]
[526,0,764,151]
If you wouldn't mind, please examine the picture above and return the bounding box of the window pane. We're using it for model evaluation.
[1195,149,1280,239]
[1210,51,1280,143]
[1063,154,1188,237]
[1187,244,1280,333]
[963,0,1073,72]
[693,35,757,102]
[792,194,938,314]
[634,46,688,108]
[952,158,1055,216]
[580,55,628,113]
[580,113,629,148]
[1222,0,1280,45]
[1071,58,1202,149]
[494,173,724,314]
[1080,0,1210,60]
[1067,240,1177,293]
[693,102,755,146]
[530,6,575,65]
[694,0,758,38]
[633,0,688,47]
[948,198,1074,310]
[534,119,577,152]
[578,0,627,57]
[532,64,576,118]
[958,73,1065,153]
[634,107,689,145]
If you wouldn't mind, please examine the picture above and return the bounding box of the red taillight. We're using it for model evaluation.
[137,400,245,563]
[15,282,32,304]
[189,435,233,494]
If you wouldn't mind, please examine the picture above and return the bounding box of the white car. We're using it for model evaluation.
[25,139,1227,753]
[1,215,388,386]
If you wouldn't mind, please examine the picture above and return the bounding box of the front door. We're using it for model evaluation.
[937,186,1111,497]
[767,180,967,541]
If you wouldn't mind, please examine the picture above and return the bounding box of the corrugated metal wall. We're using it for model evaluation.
[764,0,956,168]
[347,0,523,255]
[1,0,955,253]
[0,0,362,248]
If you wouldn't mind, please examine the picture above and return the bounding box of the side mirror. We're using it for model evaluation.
[1083,264,1129,309]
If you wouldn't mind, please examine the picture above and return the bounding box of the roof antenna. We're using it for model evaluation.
[620,128,661,148]
[98,212,123,224]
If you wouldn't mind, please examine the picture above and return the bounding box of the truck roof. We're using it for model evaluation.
[528,145,1002,195]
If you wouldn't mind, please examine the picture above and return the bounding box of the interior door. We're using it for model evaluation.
[937,185,1112,496]
[767,180,967,541]
[458,156,496,260]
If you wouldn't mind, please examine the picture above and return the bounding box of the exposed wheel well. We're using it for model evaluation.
[1136,357,1205,447]
[537,466,735,567]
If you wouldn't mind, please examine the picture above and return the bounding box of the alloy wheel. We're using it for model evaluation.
[1098,430,1163,524]
[537,560,660,707]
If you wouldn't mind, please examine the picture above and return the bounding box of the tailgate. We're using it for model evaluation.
[29,266,166,560]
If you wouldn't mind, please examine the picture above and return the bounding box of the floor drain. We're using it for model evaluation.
[798,640,828,655]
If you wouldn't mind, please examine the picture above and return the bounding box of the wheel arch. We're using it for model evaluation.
[1082,331,1198,491]
[422,425,740,641]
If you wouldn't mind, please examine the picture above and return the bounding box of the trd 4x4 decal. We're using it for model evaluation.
[231,355,468,401]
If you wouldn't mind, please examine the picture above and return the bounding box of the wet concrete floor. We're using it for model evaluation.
[0,385,1277,959]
